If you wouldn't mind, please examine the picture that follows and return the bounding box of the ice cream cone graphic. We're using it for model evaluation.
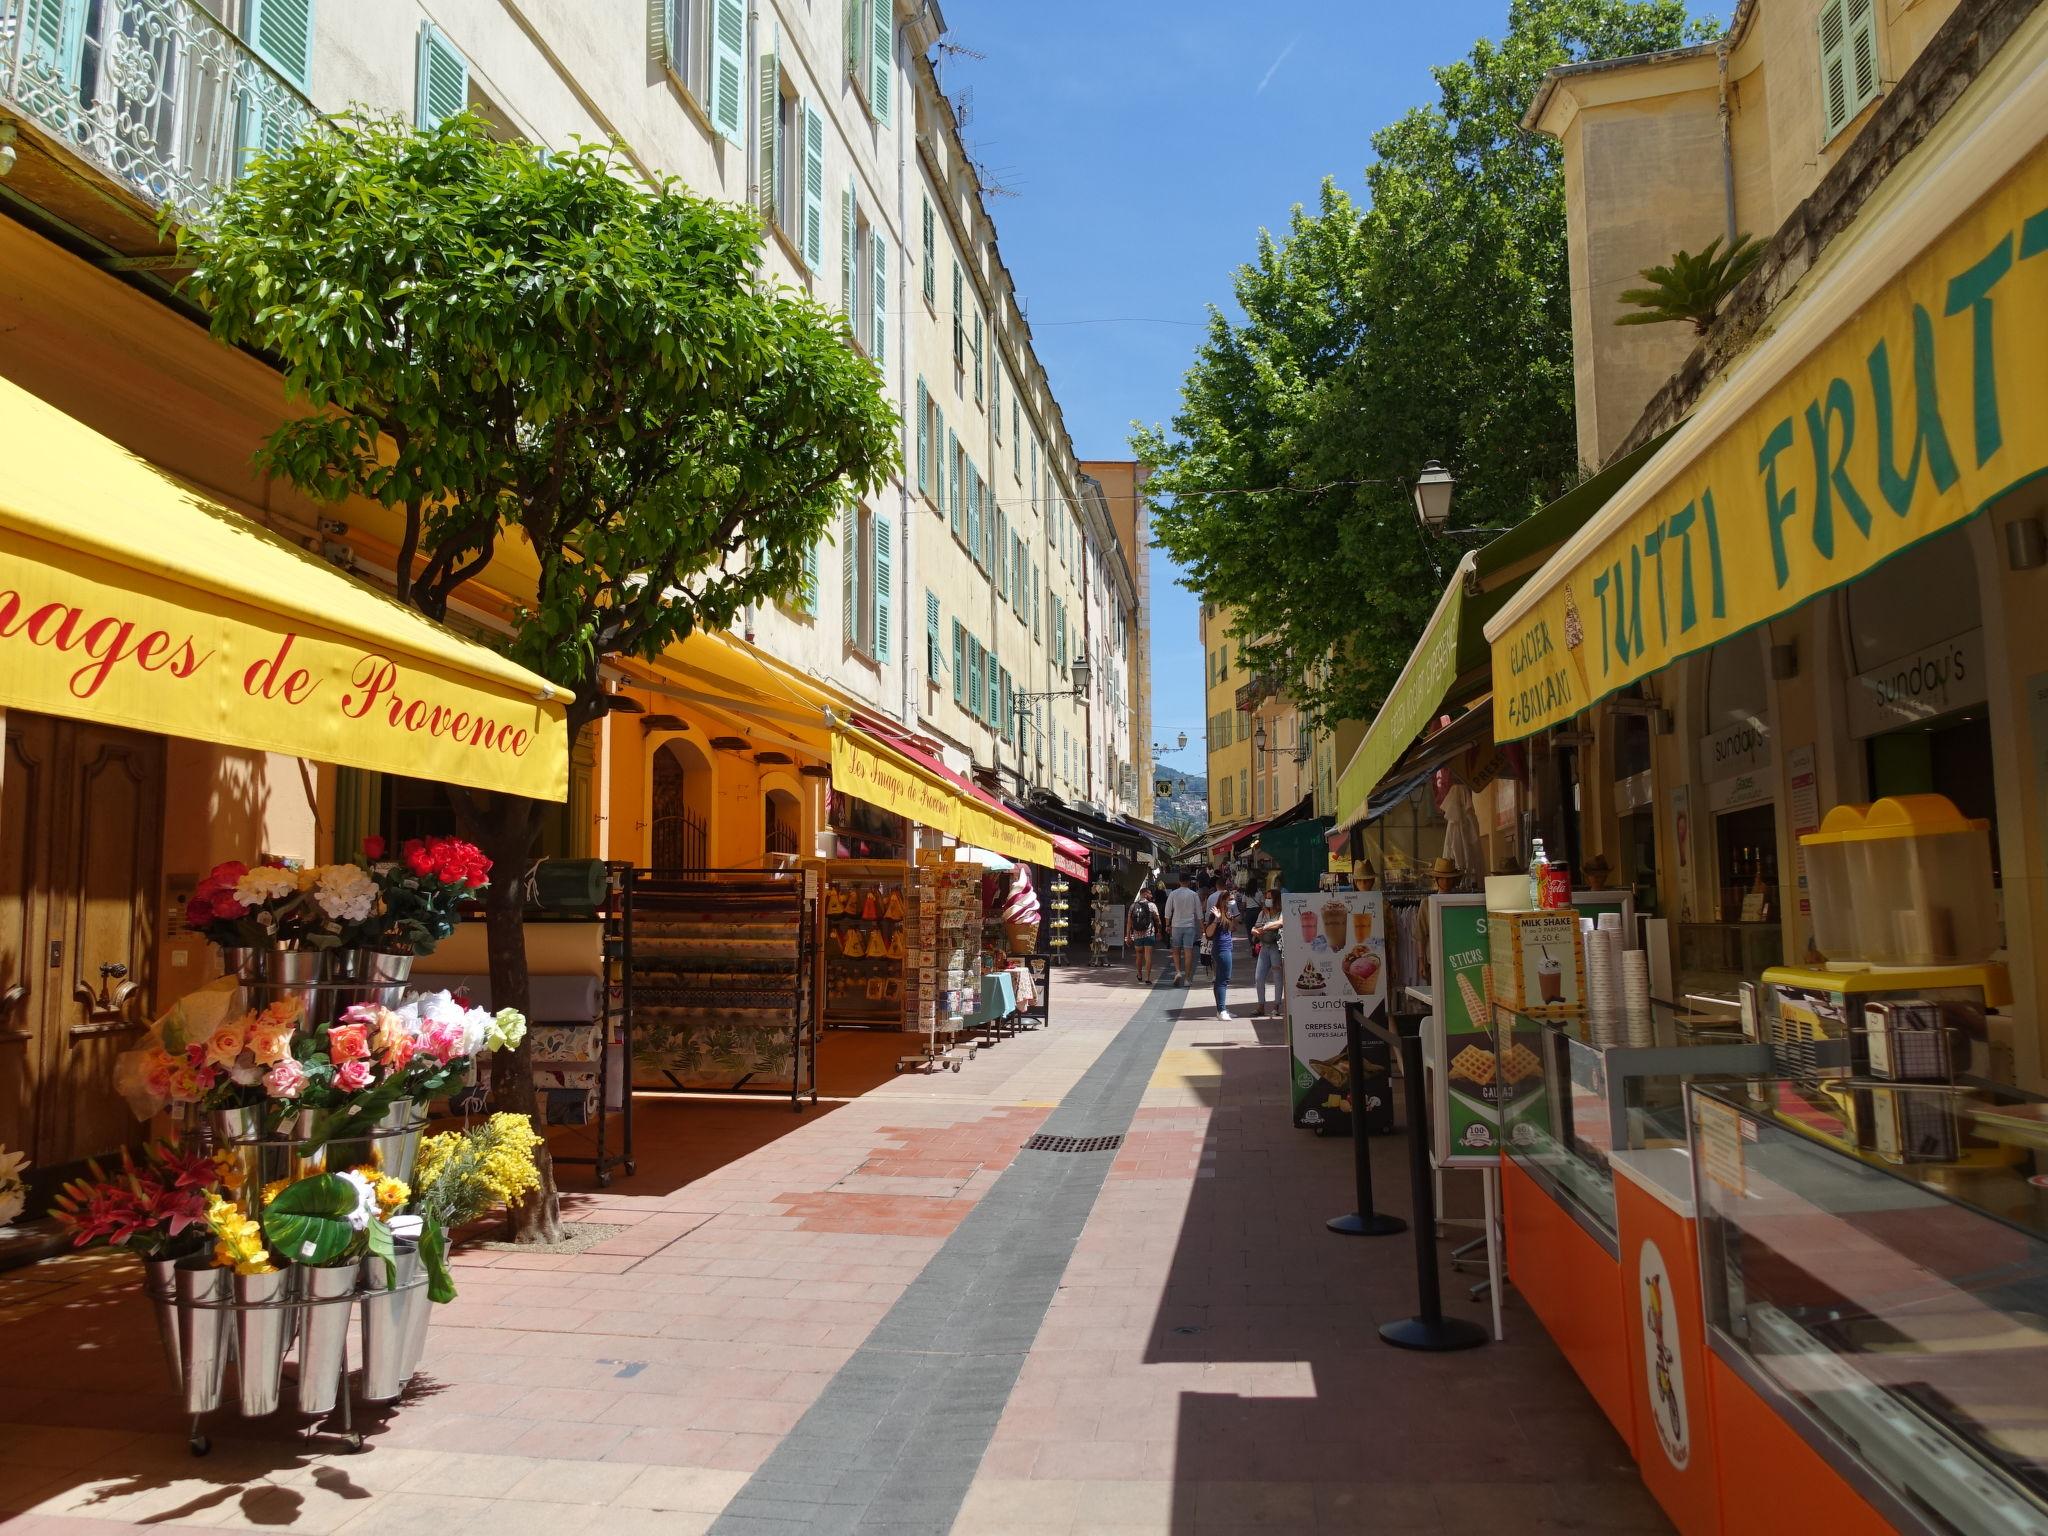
[1561,583,1592,707]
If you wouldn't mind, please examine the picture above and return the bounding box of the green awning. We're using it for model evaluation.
[1329,432,1675,835]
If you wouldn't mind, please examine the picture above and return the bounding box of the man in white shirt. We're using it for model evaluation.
[1161,873,1201,988]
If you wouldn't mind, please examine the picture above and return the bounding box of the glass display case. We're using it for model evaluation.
[1690,1080,2048,1536]
[1493,1003,1772,1247]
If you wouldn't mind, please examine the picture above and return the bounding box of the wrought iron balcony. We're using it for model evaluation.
[0,0,313,228]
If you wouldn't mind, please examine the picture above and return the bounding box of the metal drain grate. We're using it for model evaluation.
[1024,1133,1124,1154]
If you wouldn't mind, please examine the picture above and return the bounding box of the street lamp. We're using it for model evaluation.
[1412,460,1457,534]
[1070,655,1092,699]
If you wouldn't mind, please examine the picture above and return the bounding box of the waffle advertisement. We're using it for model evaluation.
[1430,897,1512,1166]
[1280,890,1389,1133]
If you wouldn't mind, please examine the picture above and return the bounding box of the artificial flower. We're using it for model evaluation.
[263,1058,307,1099]
[210,1149,246,1194]
[486,1008,528,1053]
[312,862,377,924]
[260,1178,290,1208]
[335,1171,379,1232]
[327,1022,369,1064]
[232,864,299,907]
[350,1166,410,1217]
[362,835,386,861]
[334,1059,374,1093]
[206,1193,275,1274]
[202,1023,245,1072]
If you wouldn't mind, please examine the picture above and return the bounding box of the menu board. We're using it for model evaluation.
[1429,895,1502,1167]
[1280,889,1389,1132]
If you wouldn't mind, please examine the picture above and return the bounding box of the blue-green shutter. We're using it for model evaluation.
[952,262,963,368]
[926,592,941,678]
[870,0,892,124]
[995,511,1007,594]
[952,622,965,704]
[1012,404,1021,476]
[710,0,746,146]
[967,468,981,565]
[801,536,820,613]
[757,29,780,222]
[972,311,984,400]
[921,199,935,302]
[21,0,86,83]
[871,233,887,363]
[873,514,893,664]
[840,508,858,645]
[250,0,316,91]
[841,178,857,317]
[803,104,826,267]
[968,642,982,722]
[915,378,929,493]
[947,430,961,534]
[415,21,467,129]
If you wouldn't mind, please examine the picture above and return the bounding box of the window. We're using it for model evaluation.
[966,464,982,562]
[925,591,942,683]
[999,668,1013,742]
[841,179,862,321]
[1236,710,1248,743]
[949,433,963,534]
[951,262,965,376]
[870,230,888,363]
[921,197,935,304]
[914,377,929,495]
[1819,0,1880,142]
[845,0,891,125]
[840,507,889,661]
[968,638,983,723]
[1032,571,1040,640]
[416,21,469,130]
[759,58,802,246]
[1220,775,1234,818]
[972,310,984,402]
[995,510,1008,594]
[1239,769,1248,820]
[952,621,965,704]
[1012,404,1021,479]
[993,363,1003,439]
[667,0,743,144]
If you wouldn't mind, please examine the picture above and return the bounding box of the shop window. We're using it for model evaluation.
[1846,524,1980,676]
[828,789,904,859]
[360,747,591,866]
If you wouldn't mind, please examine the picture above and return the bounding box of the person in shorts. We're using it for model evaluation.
[1162,872,1202,987]
[1126,886,1161,984]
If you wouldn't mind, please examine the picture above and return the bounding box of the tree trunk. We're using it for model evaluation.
[454,792,564,1246]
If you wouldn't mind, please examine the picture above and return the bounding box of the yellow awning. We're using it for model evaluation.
[634,633,1056,866]
[0,373,568,798]
[1486,17,2048,741]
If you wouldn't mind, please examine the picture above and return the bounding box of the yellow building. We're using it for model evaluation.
[1200,604,1253,831]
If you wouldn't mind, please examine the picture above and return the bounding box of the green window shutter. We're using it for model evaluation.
[871,233,887,363]
[922,199,936,302]
[947,429,961,533]
[870,0,892,125]
[1012,404,1021,476]
[757,32,780,222]
[967,468,980,563]
[969,643,982,723]
[873,514,892,663]
[1029,441,1037,508]
[415,21,466,130]
[841,178,857,316]
[710,0,746,146]
[845,0,862,76]
[953,622,965,704]
[1000,669,1012,742]
[21,0,86,83]
[803,104,826,267]
[249,0,315,92]
[841,507,858,646]
[995,511,1007,594]
[972,311,984,401]
[952,263,963,367]
[915,378,929,494]
[1033,570,1040,640]
[802,535,820,613]
[926,591,941,677]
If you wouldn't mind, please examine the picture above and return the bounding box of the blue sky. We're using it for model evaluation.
[937,1,1520,779]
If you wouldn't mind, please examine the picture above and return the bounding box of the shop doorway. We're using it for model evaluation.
[0,712,163,1173]
[650,739,711,871]
[764,789,801,857]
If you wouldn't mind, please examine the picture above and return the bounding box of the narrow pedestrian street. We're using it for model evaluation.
[0,972,1661,1536]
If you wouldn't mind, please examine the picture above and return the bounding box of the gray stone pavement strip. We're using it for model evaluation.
[707,982,1179,1536]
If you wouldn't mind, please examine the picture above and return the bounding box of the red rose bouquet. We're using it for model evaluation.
[364,836,491,954]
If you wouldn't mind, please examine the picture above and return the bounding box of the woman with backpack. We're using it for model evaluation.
[1126,886,1162,985]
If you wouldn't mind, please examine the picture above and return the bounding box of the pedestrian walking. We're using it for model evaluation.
[1204,876,1243,1020]
[1252,886,1286,1017]
[1126,885,1161,984]
[1162,872,1201,986]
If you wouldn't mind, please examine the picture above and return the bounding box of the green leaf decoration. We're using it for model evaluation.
[260,1175,364,1268]
[420,1214,457,1304]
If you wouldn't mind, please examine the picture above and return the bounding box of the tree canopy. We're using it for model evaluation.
[184,114,899,742]
[1136,0,1716,728]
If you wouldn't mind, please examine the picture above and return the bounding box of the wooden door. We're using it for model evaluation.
[0,713,163,1170]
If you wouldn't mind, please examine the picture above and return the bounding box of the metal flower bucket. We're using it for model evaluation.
[292,1261,358,1415]
[249,949,325,1023]
[232,1268,291,1417]
[359,1238,424,1402]
[373,1102,427,1188]
[210,1105,291,1217]
[173,1256,231,1415]
[327,949,416,1012]
[143,1254,183,1388]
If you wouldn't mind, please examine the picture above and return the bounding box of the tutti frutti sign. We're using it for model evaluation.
[1491,137,2048,741]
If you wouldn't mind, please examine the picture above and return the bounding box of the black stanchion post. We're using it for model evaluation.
[1327,1007,1405,1238]
[1380,1020,1488,1350]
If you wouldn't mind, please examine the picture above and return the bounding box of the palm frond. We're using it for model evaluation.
[1614,234,1765,334]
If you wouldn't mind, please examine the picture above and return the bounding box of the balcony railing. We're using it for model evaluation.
[0,0,313,225]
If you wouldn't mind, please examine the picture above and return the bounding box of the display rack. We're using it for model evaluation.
[1048,871,1074,964]
[609,866,818,1112]
[900,853,980,1072]
[822,859,910,1030]
[532,866,630,1188]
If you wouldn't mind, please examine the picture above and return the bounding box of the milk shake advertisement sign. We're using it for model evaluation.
[1280,889,1387,1131]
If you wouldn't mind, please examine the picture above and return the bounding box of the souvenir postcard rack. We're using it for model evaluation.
[822,859,911,1031]
[899,852,981,1072]
[607,866,819,1112]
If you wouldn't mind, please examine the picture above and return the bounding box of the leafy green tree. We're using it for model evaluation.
[184,115,897,1239]
[1137,0,1715,729]
[1617,234,1765,333]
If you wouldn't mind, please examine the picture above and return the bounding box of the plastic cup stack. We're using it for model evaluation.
[1622,948,1654,1047]
[1586,928,1625,1048]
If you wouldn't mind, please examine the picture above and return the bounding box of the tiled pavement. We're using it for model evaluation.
[0,967,1667,1536]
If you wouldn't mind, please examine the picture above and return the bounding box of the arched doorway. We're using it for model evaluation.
[650,739,711,871]
[764,788,800,856]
